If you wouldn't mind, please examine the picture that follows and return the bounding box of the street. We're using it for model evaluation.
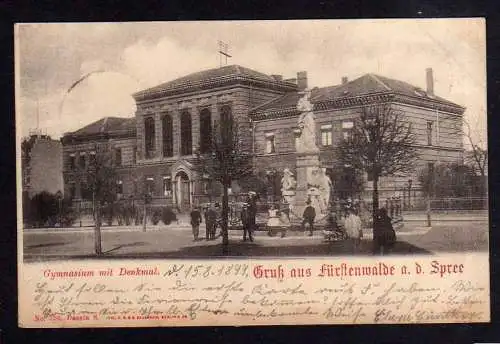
[22,217,489,261]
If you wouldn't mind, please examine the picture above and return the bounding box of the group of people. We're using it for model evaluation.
[189,192,259,242]
[189,203,220,241]
[190,193,396,255]
[320,206,397,255]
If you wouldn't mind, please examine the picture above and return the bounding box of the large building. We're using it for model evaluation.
[61,65,465,210]
[22,132,64,198]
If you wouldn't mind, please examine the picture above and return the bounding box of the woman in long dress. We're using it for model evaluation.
[344,208,363,253]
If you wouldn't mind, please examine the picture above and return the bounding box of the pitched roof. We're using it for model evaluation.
[133,64,296,100]
[69,117,136,137]
[252,73,463,114]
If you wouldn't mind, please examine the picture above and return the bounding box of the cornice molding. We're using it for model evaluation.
[134,75,297,102]
[250,91,464,121]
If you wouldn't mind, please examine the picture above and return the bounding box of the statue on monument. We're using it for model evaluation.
[296,88,318,153]
[281,168,296,206]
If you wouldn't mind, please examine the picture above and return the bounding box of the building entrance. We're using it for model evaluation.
[175,171,191,210]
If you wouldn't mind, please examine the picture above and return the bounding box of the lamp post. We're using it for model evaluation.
[407,179,412,210]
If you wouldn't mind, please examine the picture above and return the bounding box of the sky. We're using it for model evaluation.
[15,19,486,147]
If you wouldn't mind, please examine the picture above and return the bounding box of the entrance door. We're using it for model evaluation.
[175,171,191,210]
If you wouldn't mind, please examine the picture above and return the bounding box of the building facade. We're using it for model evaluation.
[22,133,64,198]
[61,65,465,209]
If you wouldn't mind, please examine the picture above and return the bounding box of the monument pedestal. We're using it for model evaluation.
[293,151,321,220]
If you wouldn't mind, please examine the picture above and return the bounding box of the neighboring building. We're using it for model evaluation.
[22,132,64,198]
[60,117,136,201]
[61,65,465,209]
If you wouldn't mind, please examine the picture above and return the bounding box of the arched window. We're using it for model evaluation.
[199,108,212,153]
[144,117,155,159]
[162,114,173,157]
[180,110,192,155]
[220,105,233,147]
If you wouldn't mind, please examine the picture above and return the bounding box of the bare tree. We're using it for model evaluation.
[463,120,487,178]
[338,104,418,219]
[194,119,253,254]
[85,143,118,255]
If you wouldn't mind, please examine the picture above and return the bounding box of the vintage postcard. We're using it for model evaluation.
[16,19,489,327]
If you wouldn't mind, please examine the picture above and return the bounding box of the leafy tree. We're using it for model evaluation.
[338,104,418,219]
[84,143,118,255]
[194,119,253,254]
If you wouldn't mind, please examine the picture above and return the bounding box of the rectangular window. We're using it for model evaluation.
[132,147,137,165]
[427,162,435,175]
[163,176,172,196]
[89,151,96,166]
[265,132,275,154]
[80,181,91,200]
[69,183,76,200]
[427,121,433,145]
[342,120,354,141]
[116,180,123,195]
[78,153,86,169]
[145,177,155,195]
[320,124,332,146]
[69,154,76,169]
[115,148,122,166]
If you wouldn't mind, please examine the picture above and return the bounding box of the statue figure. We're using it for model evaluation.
[296,88,318,153]
[319,168,333,210]
[281,168,296,206]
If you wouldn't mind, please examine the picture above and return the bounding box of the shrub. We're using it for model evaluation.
[161,207,177,225]
[151,209,162,225]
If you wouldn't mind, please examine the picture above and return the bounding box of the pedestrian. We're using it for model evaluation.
[190,206,202,241]
[241,203,250,241]
[205,205,217,240]
[344,208,363,253]
[246,192,257,242]
[302,199,316,236]
[373,207,396,255]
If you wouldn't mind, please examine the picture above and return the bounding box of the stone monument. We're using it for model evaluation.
[280,88,333,221]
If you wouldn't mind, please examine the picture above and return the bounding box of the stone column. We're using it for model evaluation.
[211,102,219,128]
[172,110,181,157]
[154,113,162,158]
[191,107,200,154]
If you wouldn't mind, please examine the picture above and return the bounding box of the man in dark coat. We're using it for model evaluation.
[241,203,250,241]
[302,199,316,236]
[246,192,257,242]
[205,205,217,240]
[190,206,202,241]
[373,207,396,255]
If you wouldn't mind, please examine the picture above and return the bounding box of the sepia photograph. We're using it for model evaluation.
[18,20,487,261]
[16,19,490,327]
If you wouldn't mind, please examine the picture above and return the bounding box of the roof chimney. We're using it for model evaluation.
[426,68,434,97]
[341,76,348,85]
[297,71,308,91]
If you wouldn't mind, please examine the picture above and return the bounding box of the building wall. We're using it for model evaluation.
[252,102,464,201]
[62,136,135,199]
[27,137,63,197]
